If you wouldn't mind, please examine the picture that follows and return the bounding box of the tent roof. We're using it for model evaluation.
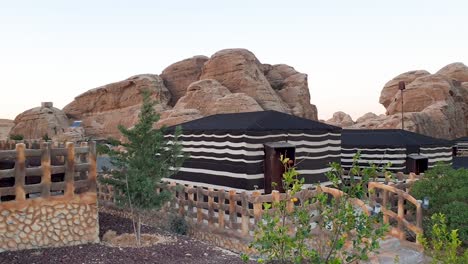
[342,129,452,148]
[166,110,340,132]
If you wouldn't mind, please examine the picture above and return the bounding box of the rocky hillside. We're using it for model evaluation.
[10,49,318,140]
[326,62,468,139]
[0,119,13,140]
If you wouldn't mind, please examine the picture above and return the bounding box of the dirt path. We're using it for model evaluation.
[0,212,251,264]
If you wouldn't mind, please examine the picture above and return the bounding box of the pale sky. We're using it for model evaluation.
[0,0,466,121]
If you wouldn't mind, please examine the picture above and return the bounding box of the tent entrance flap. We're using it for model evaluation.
[263,142,295,194]
[406,154,428,175]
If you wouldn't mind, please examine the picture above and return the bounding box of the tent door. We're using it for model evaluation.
[263,142,296,194]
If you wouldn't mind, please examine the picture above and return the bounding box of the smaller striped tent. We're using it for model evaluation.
[453,137,468,156]
[341,129,453,172]
[164,111,341,192]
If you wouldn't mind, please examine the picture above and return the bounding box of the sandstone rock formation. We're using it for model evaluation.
[161,56,209,105]
[200,49,292,114]
[63,74,172,139]
[355,62,468,139]
[9,103,70,140]
[326,111,355,127]
[0,119,13,140]
[156,79,263,127]
[355,112,379,124]
[41,48,318,140]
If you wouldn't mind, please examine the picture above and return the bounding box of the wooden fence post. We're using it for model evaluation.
[208,188,214,228]
[178,185,185,216]
[241,192,249,236]
[14,143,26,201]
[197,187,203,224]
[41,142,51,198]
[252,191,262,224]
[382,189,389,224]
[187,185,194,220]
[397,195,405,239]
[88,141,97,193]
[218,190,225,229]
[64,142,75,197]
[229,190,236,229]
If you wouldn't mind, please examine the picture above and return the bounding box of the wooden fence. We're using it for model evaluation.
[0,141,97,202]
[98,176,423,243]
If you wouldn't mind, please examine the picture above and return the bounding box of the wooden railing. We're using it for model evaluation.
[98,175,423,243]
[368,180,423,241]
[0,142,97,202]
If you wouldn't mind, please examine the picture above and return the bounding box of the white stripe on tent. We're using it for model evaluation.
[420,152,453,158]
[165,132,341,140]
[420,147,453,151]
[341,147,406,152]
[341,165,406,170]
[178,167,264,179]
[341,153,407,159]
[297,167,333,174]
[428,157,453,163]
[341,158,405,164]
[188,153,341,163]
[177,139,341,149]
[182,146,341,156]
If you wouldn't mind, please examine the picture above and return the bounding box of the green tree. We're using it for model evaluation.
[244,154,388,263]
[101,90,186,246]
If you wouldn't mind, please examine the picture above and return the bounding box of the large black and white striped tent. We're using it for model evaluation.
[341,129,453,172]
[164,111,341,192]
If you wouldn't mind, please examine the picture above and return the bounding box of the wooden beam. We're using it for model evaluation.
[14,143,26,201]
[64,142,75,197]
[88,141,97,193]
[41,142,51,198]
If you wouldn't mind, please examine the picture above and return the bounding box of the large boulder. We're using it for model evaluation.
[156,79,263,127]
[161,56,209,106]
[356,63,468,139]
[264,64,318,120]
[200,49,291,113]
[9,102,70,140]
[63,74,171,139]
[325,111,355,127]
[379,70,430,108]
[0,119,14,140]
[355,112,378,124]
[436,62,468,82]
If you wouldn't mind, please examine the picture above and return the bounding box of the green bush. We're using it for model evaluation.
[168,214,188,235]
[9,134,24,140]
[417,213,468,264]
[410,164,468,244]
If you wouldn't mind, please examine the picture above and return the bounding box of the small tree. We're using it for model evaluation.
[245,154,389,263]
[101,90,186,246]
[9,134,24,140]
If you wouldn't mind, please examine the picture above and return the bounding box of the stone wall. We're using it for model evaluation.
[0,193,98,252]
[0,141,99,252]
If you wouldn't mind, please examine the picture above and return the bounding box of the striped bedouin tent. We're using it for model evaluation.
[341,129,453,173]
[453,137,468,156]
[164,111,341,193]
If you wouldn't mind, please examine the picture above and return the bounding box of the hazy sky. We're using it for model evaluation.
[0,0,466,120]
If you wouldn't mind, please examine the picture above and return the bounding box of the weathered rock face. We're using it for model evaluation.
[325,111,355,127]
[437,62,468,82]
[379,70,430,108]
[356,62,468,139]
[55,48,318,139]
[156,79,263,128]
[9,103,70,140]
[263,64,318,120]
[0,119,13,140]
[200,49,291,113]
[63,74,171,139]
[355,112,378,124]
[161,56,209,106]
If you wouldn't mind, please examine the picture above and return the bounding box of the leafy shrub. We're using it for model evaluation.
[9,134,24,140]
[410,164,468,243]
[244,155,389,264]
[168,214,188,235]
[42,133,51,141]
[417,213,468,264]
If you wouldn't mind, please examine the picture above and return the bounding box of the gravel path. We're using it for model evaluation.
[0,212,251,264]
